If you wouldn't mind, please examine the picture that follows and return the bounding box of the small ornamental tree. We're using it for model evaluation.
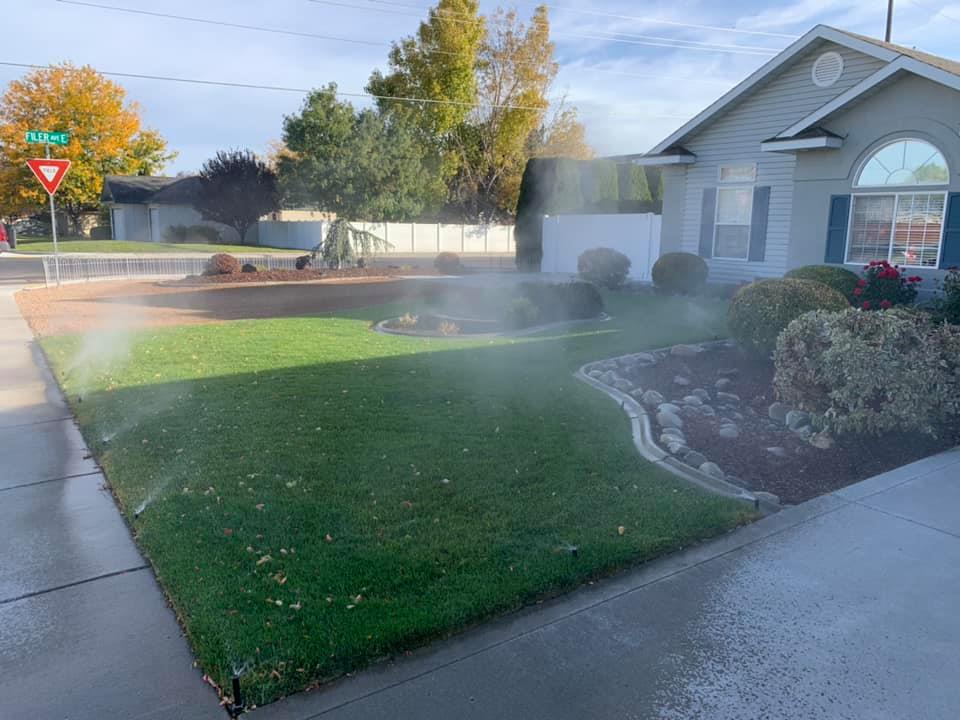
[195,149,280,244]
[854,260,922,310]
[312,218,392,269]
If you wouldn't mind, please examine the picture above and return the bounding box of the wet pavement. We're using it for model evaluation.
[0,281,223,719]
[260,449,960,720]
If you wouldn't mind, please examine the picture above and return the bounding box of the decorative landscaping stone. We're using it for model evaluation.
[691,388,710,402]
[754,491,780,506]
[658,402,682,415]
[661,433,685,447]
[673,375,691,387]
[682,395,703,406]
[785,410,810,430]
[715,377,732,391]
[660,427,685,439]
[765,446,788,458]
[641,389,665,407]
[699,461,725,478]
[682,450,707,468]
[718,424,740,439]
[670,344,703,357]
[716,391,741,406]
[667,441,689,455]
[656,410,684,429]
[793,425,814,439]
[588,369,603,380]
[698,405,717,417]
[809,431,835,450]
[768,402,789,423]
[612,379,634,393]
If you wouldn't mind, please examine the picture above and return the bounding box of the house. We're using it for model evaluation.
[635,25,960,285]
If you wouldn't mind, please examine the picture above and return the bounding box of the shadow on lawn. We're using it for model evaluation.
[47,310,746,708]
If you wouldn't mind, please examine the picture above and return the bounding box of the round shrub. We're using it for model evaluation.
[434,252,461,274]
[651,252,709,294]
[518,280,603,321]
[295,254,312,270]
[785,265,859,303]
[203,253,240,276]
[775,308,960,436]
[577,247,631,289]
[932,267,960,325]
[241,263,258,273]
[727,278,849,357]
[502,296,541,329]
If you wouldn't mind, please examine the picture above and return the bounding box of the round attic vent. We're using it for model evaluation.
[812,51,844,87]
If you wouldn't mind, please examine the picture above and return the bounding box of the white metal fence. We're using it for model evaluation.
[257,220,514,253]
[42,254,300,286]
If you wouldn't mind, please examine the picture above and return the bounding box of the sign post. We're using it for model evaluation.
[25,131,71,286]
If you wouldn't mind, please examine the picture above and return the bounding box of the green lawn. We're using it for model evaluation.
[42,290,750,707]
[15,236,301,254]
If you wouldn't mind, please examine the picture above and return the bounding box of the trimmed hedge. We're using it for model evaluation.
[518,280,603,321]
[577,247,631,289]
[204,253,240,276]
[728,278,849,356]
[580,160,619,213]
[502,296,540,329]
[651,252,709,294]
[775,308,960,435]
[785,265,859,303]
[434,251,461,274]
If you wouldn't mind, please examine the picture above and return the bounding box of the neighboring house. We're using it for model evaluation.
[100,175,240,244]
[634,25,960,285]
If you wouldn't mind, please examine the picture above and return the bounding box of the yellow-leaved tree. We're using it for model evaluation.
[0,63,174,230]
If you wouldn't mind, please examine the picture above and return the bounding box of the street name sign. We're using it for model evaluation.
[25,130,70,146]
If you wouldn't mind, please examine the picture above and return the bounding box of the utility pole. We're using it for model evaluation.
[886,0,894,42]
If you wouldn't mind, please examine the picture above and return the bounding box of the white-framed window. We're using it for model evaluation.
[846,139,949,268]
[719,164,757,183]
[714,186,753,259]
[846,192,946,267]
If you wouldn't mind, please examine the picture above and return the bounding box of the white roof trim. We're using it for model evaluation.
[761,136,844,152]
[648,25,899,155]
[779,55,960,138]
[631,154,696,166]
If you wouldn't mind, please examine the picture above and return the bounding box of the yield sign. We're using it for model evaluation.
[26,158,71,195]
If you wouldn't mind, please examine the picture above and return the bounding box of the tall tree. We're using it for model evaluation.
[195,149,280,244]
[447,6,590,221]
[366,0,484,145]
[278,85,445,221]
[0,63,174,229]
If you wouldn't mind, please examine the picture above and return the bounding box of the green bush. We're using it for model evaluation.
[434,252,461,274]
[163,224,190,242]
[514,158,585,271]
[728,278,849,357]
[204,253,240,276]
[775,308,960,435]
[785,265,860,303]
[295,255,311,270]
[932,268,960,325]
[577,247,631,289]
[853,260,921,310]
[502,297,541,329]
[241,263,257,273]
[651,252,709,294]
[518,280,603,321]
[89,225,111,240]
[580,160,619,213]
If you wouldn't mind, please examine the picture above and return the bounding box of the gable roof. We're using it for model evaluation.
[101,174,201,205]
[646,24,960,156]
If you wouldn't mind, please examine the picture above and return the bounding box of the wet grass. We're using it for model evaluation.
[41,290,751,707]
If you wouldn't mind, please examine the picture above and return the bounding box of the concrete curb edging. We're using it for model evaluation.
[574,346,780,515]
[373,313,611,339]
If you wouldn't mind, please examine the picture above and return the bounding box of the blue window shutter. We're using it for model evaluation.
[824,194,850,264]
[939,193,960,269]
[748,186,770,262]
[698,188,716,258]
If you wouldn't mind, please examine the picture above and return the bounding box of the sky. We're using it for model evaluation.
[3,0,960,174]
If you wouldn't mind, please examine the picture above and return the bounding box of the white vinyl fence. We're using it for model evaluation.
[257,220,514,253]
[42,254,299,286]
[540,213,661,280]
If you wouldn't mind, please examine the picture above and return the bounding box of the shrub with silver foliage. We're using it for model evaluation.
[774,308,960,436]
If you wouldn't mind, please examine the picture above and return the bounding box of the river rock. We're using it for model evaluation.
[765,446,788,458]
[612,379,634,393]
[715,377,733,391]
[587,369,603,379]
[768,402,790,423]
[673,375,691,387]
[670,344,703,357]
[716,391,741,406]
[658,402,683,415]
[641,389,665,407]
[682,451,707,468]
[785,410,810,430]
[666,441,689,455]
[718,424,740,439]
[682,395,703,406]
[699,461,725,478]
[657,410,684,430]
[809,431,834,449]
[691,388,710,401]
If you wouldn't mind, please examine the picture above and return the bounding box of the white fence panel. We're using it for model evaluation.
[486,225,513,253]
[257,221,325,250]
[412,223,438,253]
[540,213,661,280]
[438,224,463,252]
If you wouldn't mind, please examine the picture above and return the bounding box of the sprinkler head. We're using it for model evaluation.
[225,675,245,718]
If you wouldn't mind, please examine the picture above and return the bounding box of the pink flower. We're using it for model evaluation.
[880,299,892,309]
[856,279,867,287]
[862,301,872,310]
[853,287,863,297]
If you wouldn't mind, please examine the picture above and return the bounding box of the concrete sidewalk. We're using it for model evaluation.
[260,448,960,720]
[0,286,222,720]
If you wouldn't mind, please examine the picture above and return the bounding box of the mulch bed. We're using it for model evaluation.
[176,267,405,284]
[621,346,957,505]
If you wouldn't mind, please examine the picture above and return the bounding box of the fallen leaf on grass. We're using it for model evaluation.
[290,601,302,610]
[256,555,272,566]
[255,503,265,511]
[324,533,334,543]
[223,528,233,537]
[617,526,626,536]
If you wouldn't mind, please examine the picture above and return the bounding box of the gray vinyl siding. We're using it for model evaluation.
[676,41,886,283]
[659,166,687,253]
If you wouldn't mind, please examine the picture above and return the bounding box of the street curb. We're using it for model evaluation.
[574,345,779,514]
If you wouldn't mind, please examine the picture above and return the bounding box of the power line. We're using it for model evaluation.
[0,60,697,121]
[902,0,960,24]
[306,0,780,55]
[56,0,747,84]
[355,0,783,52]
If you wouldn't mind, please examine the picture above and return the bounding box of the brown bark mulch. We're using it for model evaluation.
[172,267,413,285]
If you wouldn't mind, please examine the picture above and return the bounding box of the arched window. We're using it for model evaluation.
[847,139,950,268]
[855,139,948,187]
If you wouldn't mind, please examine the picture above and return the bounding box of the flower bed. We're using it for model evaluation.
[174,267,401,284]
[583,342,957,505]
